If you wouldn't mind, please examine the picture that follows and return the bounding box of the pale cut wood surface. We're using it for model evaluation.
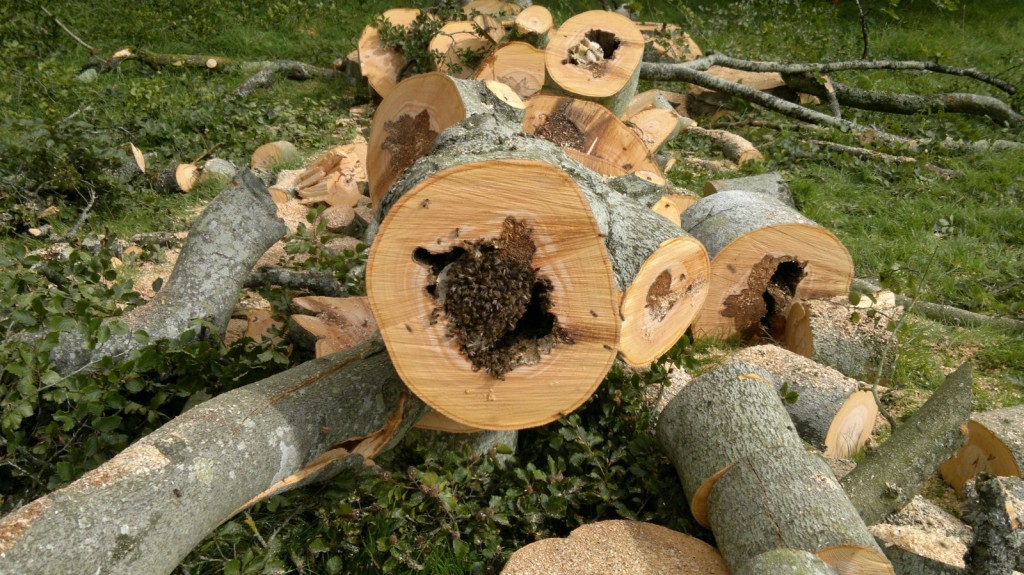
[367,160,619,430]
[650,192,699,226]
[474,41,546,101]
[511,5,553,47]
[357,8,423,98]
[681,190,853,340]
[709,447,893,575]
[657,360,803,527]
[523,95,664,182]
[625,88,688,119]
[628,107,687,153]
[251,140,298,171]
[941,404,1024,493]
[544,10,644,116]
[731,344,877,458]
[429,21,493,79]
[502,520,729,575]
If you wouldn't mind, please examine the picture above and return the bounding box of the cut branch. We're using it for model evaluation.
[245,265,345,296]
[0,340,427,575]
[852,278,1024,332]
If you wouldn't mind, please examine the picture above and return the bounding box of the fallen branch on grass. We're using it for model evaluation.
[244,265,346,297]
[853,278,1024,332]
[810,140,958,178]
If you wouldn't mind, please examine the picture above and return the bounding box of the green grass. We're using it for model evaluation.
[1,0,1023,573]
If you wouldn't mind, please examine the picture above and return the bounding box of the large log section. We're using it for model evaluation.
[681,189,853,341]
[0,341,427,575]
[941,404,1024,493]
[366,79,709,429]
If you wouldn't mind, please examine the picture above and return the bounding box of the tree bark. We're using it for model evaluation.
[709,447,893,574]
[704,171,794,206]
[843,364,972,526]
[963,474,1024,575]
[0,340,427,575]
[731,345,878,459]
[736,549,840,575]
[656,359,804,527]
[47,170,286,375]
[852,279,1024,333]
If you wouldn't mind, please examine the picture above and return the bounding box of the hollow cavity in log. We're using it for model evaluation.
[382,110,437,180]
[722,255,806,340]
[414,217,572,379]
[565,30,621,76]
[534,102,586,150]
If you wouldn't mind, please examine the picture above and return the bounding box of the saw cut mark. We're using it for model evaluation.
[723,256,806,340]
[382,110,437,179]
[415,217,573,379]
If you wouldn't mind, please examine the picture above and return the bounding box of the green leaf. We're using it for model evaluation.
[308,538,330,554]
[223,559,242,575]
[56,461,74,482]
[92,415,122,432]
[11,309,37,327]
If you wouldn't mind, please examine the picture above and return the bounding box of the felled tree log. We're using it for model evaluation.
[429,20,498,79]
[544,11,644,117]
[501,520,729,575]
[736,549,841,575]
[154,162,198,193]
[852,278,1024,333]
[47,171,286,375]
[367,85,708,427]
[474,41,546,101]
[731,345,878,458]
[687,125,764,164]
[0,340,427,575]
[704,171,794,206]
[941,404,1024,494]
[657,359,803,527]
[523,95,666,184]
[681,189,853,341]
[843,364,973,526]
[710,447,894,574]
[367,73,525,208]
[785,294,901,381]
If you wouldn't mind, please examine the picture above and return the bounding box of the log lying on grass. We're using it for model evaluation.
[501,519,729,575]
[785,293,901,381]
[366,82,709,427]
[544,10,644,117]
[940,404,1024,494]
[47,171,286,375]
[681,189,853,341]
[0,340,426,575]
[709,447,894,574]
[843,364,972,526]
[731,345,878,458]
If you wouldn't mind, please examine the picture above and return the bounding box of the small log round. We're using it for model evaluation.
[681,190,853,341]
[473,41,546,101]
[650,191,699,226]
[357,8,424,98]
[657,359,803,527]
[940,404,1024,493]
[251,140,299,171]
[709,447,894,575]
[428,21,493,79]
[544,11,645,117]
[736,549,842,575]
[510,5,553,47]
[523,95,664,183]
[289,296,378,357]
[731,344,878,458]
[627,107,688,153]
[367,73,524,208]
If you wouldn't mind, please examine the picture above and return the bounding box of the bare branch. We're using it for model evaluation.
[40,6,95,53]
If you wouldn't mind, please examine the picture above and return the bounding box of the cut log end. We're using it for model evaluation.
[940,407,1024,493]
[816,545,896,575]
[474,42,546,101]
[619,236,709,366]
[251,140,299,171]
[367,160,619,430]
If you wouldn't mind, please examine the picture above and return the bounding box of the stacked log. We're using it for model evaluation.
[681,189,853,341]
[365,77,709,428]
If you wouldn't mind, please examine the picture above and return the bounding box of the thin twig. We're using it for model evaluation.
[822,75,843,119]
[810,140,958,178]
[53,186,97,243]
[853,0,870,59]
[40,6,95,53]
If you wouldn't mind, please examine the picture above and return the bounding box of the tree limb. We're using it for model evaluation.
[0,339,427,575]
[640,61,920,148]
[810,140,958,178]
[853,278,1024,332]
[245,265,346,297]
[84,49,339,82]
[783,72,1024,128]
[45,170,286,375]
[676,52,1017,96]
